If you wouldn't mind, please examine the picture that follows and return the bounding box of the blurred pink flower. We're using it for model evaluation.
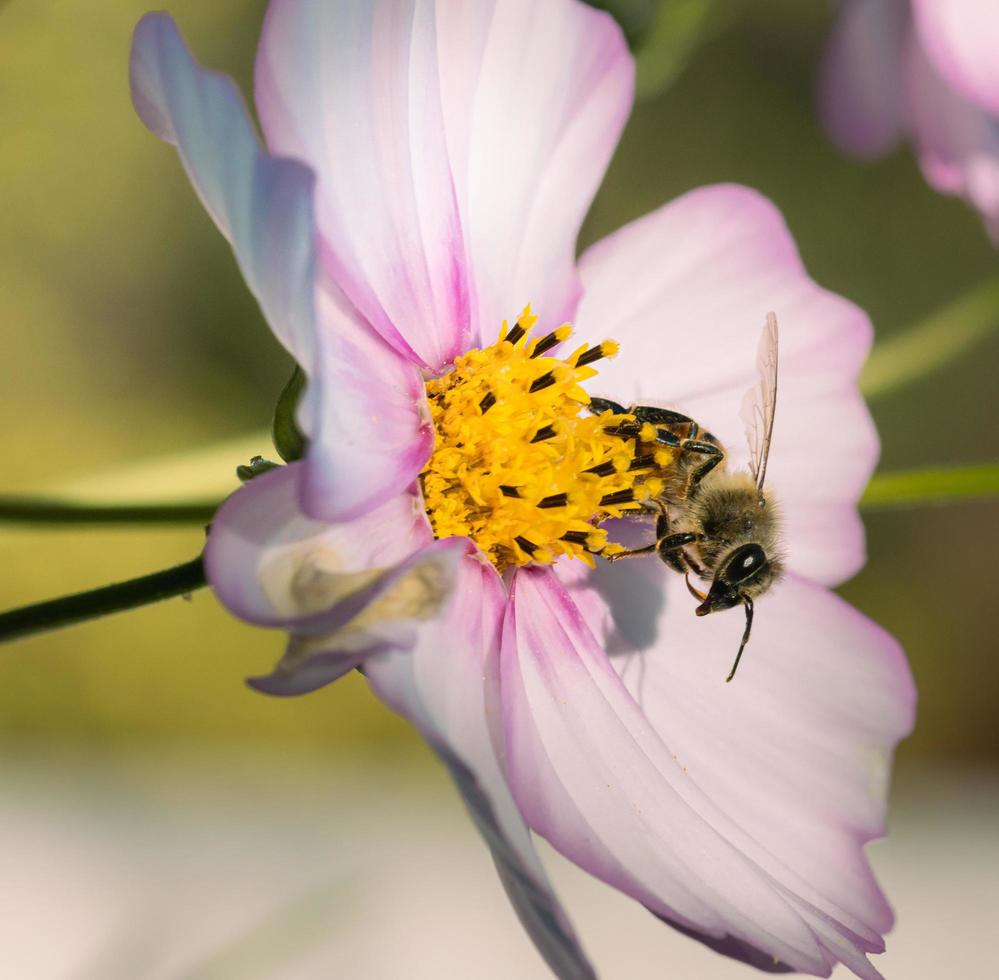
[131,2,914,978]
[820,0,999,239]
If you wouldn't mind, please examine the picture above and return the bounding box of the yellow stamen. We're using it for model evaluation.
[420,307,677,571]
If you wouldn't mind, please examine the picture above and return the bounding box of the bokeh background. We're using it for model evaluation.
[2,1,997,977]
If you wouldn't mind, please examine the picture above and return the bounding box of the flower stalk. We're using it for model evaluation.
[862,276,999,398]
[0,497,218,526]
[0,556,206,644]
[1,462,995,647]
[861,462,999,509]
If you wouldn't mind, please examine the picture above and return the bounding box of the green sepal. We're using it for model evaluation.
[272,365,308,463]
[236,456,282,483]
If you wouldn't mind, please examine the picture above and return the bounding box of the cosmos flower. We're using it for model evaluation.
[820,0,999,240]
[131,2,915,977]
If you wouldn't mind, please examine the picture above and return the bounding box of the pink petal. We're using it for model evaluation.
[904,31,999,240]
[575,184,877,587]
[564,553,914,926]
[204,462,434,630]
[255,0,633,362]
[298,285,435,523]
[130,12,316,367]
[817,0,911,159]
[433,0,634,343]
[504,567,913,979]
[365,548,595,979]
[912,0,999,116]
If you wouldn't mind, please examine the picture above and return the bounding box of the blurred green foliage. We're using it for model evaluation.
[1,0,997,763]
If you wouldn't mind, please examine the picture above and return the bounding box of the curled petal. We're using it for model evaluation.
[904,32,999,241]
[130,12,316,366]
[817,0,910,159]
[246,632,375,697]
[203,462,456,634]
[244,530,465,697]
[576,184,876,587]
[504,567,910,979]
[912,0,999,116]
[365,549,595,979]
[255,0,633,359]
[299,286,435,523]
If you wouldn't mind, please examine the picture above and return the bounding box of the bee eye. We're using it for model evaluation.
[726,544,767,585]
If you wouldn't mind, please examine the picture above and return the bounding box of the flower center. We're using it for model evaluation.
[420,306,675,571]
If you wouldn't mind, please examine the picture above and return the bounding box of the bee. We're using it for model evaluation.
[591,313,784,682]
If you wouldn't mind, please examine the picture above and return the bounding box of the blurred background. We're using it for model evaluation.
[1,0,997,977]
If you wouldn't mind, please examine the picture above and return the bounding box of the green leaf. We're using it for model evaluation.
[272,365,308,463]
[862,277,999,398]
[861,463,999,510]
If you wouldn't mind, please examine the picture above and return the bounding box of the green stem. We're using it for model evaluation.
[0,556,207,644]
[0,497,219,526]
[862,277,999,398]
[635,0,734,100]
[4,461,995,645]
[861,463,999,510]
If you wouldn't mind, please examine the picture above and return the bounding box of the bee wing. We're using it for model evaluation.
[739,312,779,494]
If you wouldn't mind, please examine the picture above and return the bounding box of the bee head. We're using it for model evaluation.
[695,542,779,616]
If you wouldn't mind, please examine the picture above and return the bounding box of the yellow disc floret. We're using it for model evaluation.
[420,306,675,570]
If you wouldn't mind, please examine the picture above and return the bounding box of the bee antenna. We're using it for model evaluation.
[725,594,754,683]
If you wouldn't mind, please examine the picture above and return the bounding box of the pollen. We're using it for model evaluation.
[420,306,675,570]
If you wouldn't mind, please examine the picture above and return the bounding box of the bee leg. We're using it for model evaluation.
[653,428,681,448]
[685,553,708,579]
[661,550,687,574]
[588,397,629,416]
[656,510,708,577]
[601,419,643,439]
[683,439,722,457]
[603,543,657,561]
[680,440,723,486]
[690,452,723,486]
[603,502,673,562]
[725,595,754,683]
[657,532,700,574]
[633,406,695,427]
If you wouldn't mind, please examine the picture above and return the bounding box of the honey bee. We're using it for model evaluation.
[591,313,784,682]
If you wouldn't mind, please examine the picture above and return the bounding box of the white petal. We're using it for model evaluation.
[904,30,999,240]
[503,567,908,979]
[298,285,435,523]
[204,462,434,630]
[365,550,596,979]
[560,554,915,928]
[130,12,316,366]
[255,0,633,362]
[575,184,876,586]
[912,0,999,116]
